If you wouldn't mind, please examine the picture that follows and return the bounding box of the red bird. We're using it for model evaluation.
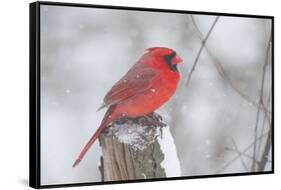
[73,47,182,167]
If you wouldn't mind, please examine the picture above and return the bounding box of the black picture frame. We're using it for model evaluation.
[30,1,274,189]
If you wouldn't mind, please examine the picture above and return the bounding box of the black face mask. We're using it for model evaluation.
[163,52,178,72]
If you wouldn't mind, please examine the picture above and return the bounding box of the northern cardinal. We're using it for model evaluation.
[73,47,182,167]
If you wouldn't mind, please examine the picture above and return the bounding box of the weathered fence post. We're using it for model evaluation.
[98,112,176,181]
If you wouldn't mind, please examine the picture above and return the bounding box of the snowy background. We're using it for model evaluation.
[40,5,272,185]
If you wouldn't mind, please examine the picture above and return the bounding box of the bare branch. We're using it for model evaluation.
[251,30,272,171]
[217,131,270,173]
[258,86,272,153]
[189,15,271,115]
[225,148,272,164]
[231,138,249,171]
[258,124,272,171]
[190,15,204,37]
[185,16,220,87]
[188,14,272,174]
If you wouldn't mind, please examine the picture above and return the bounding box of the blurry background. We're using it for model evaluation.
[40,5,272,185]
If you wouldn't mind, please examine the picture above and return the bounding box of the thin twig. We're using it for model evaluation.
[188,14,273,174]
[258,86,272,153]
[231,138,249,171]
[190,15,204,37]
[258,123,272,171]
[251,30,272,171]
[185,16,220,87]
[189,15,271,115]
[225,147,272,164]
[217,131,270,173]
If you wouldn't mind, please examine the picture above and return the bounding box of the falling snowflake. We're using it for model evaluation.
[78,24,84,29]
[206,154,211,158]
[205,139,211,145]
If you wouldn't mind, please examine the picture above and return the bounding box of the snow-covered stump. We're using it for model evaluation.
[98,112,181,181]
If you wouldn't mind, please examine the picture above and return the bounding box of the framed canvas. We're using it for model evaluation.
[29,1,274,188]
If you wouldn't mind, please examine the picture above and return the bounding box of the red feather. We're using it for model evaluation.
[103,68,156,107]
[73,47,182,167]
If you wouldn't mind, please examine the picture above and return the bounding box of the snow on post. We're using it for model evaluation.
[98,112,181,181]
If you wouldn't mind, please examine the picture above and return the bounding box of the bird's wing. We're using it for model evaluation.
[97,68,157,110]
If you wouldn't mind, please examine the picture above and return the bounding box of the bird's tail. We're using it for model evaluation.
[72,105,118,168]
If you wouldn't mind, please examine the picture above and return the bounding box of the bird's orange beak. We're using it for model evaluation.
[172,55,183,65]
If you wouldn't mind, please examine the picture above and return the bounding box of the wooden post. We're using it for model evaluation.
[98,112,168,181]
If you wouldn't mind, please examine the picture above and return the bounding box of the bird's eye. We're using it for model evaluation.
[163,52,178,72]
[163,52,176,63]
